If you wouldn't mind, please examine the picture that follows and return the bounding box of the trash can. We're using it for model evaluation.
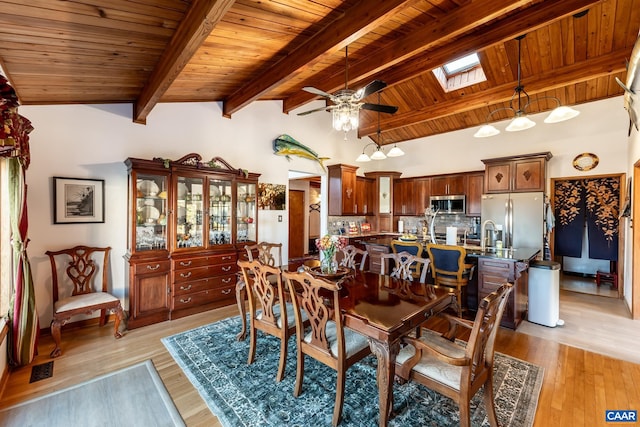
[528,260,563,327]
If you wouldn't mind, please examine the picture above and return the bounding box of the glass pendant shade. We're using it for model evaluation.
[356,152,371,162]
[473,124,500,138]
[332,105,359,132]
[387,145,405,157]
[544,105,580,123]
[505,115,536,132]
[370,149,387,160]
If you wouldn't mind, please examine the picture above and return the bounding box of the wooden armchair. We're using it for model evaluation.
[282,269,371,427]
[238,259,303,382]
[395,283,513,427]
[338,245,368,270]
[380,251,430,284]
[46,246,124,358]
[390,239,426,280]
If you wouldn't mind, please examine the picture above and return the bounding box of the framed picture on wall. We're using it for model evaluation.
[53,177,105,224]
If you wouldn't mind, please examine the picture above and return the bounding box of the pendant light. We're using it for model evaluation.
[474,35,579,138]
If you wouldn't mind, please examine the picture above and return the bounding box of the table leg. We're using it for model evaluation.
[369,338,400,427]
[235,275,247,341]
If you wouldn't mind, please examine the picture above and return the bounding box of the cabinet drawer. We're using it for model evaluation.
[171,285,235,309]
[173,274,237,296]
[134,260,171,275]
[173,264,236,282]
[173,252,237,270]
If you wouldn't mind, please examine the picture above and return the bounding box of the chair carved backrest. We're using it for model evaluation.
[339,245,368,270]
[390,240,425,279]
[465,283,512,375]
[380,251,430,284]
[245,242,282,267]
[238,259,285,328]
[48,246,110,303]
[283,270,341,356]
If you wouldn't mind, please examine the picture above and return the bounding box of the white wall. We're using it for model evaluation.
[19,96,632,326]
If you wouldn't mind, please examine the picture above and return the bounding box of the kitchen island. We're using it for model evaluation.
[352,234,539,329]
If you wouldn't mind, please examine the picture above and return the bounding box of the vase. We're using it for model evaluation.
[321,249,338,274]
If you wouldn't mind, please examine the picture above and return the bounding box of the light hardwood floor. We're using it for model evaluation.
[1,301,638,427]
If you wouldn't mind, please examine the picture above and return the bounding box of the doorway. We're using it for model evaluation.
[288,189,305,260]
[551,174,624,299]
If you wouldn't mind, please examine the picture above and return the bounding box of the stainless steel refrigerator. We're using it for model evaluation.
[480,192,545,251]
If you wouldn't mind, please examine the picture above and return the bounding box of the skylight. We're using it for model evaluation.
[443,53,480,75]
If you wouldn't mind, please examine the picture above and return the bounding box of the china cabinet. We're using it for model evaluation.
[125,154,259,328]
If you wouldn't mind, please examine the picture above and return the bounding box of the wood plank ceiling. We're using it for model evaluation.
[0,0,638,146]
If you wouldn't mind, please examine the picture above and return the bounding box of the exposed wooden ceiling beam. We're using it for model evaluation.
[283,0,601,114]
[358,48,628,136]
[221,0,413,118]
[133,0,235,124]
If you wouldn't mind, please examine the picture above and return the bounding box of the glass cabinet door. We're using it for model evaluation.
[209,178,233,246]
[175,175,204,249]
[237,182,257,243]
[135,173,168,251]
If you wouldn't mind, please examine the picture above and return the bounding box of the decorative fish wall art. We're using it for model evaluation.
[616,31,640,136]
[272,134,329,171]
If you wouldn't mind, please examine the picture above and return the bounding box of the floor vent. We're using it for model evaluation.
[29,361,54,383]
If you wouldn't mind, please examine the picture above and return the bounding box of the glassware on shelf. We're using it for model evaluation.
[134,173,168,252]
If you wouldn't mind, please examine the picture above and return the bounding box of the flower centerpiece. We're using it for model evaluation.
[315,234,347,274]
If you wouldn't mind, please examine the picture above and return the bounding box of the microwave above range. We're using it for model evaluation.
[429,195,465,214]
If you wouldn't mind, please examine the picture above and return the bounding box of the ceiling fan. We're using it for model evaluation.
[297,46,399,131]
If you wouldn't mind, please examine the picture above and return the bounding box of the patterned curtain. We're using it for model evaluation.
[2,74,38,366]
[554,177,619,261]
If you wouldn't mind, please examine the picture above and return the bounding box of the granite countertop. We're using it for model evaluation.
[357,235,540,262]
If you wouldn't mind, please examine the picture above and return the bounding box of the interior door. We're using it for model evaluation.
[288,189,305,259]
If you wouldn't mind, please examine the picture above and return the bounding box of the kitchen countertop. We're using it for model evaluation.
[356,235,540,262]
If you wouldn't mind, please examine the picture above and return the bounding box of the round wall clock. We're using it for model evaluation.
[572,153,599,171]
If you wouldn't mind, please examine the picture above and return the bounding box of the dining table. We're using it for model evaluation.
[235,264,457,427]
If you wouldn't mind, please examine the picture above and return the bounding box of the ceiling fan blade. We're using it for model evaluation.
[358,80,387,99]
[302,86,335,98]
[361,103,399,114]
[297,105,335,116]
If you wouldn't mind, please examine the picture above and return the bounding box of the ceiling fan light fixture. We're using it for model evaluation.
[387,144,405,157]
[332,104,359,132]
[544,105,580,123]
[473,124,501,138]
[505,115,536,132]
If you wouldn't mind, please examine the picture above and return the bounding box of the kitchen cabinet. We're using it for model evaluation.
[466,172,484,216]
[355,176,374,215]
[394,178,431,216]
[431,173,467,196]
[364,171,402,232]
[482,152,552,193]
[125,154,260,328]
[328,164,358,215]
[477,257,529,329]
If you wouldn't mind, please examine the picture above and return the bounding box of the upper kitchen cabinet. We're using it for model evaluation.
[431,173,467,196]
[394,177,430,215]
[482,152,552,193]
[328,164,358,215]
[355,176,375,215]
[466,172,484,216]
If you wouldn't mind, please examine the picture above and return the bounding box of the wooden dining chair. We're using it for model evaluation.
[282,269,371,427]
[338,244,368,270]
[380,251,430,284]
[425,243,475,316]
[245,242,283,267]
[238,259,304,382]
[395,283,513,427]
[46,245,124,358]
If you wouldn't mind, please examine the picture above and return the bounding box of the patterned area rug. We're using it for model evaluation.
[163,316,543,427]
